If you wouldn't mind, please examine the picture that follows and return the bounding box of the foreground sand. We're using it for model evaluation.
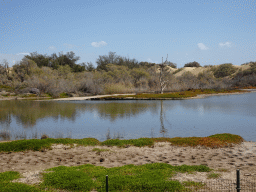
[1,141,256,190]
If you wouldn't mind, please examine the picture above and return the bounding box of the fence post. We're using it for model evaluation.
[106,175,108,192]
[236,169,241,192]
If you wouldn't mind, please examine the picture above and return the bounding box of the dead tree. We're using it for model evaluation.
[159,54,171,94]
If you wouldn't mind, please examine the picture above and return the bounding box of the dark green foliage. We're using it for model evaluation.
[0,65,5,75]
[25,51,85,72]
[138,61,156,68]
[165,61,177,68]
[0,59,9,75]
[184,61,201,67]
[204,64,213,68]
[25,52,51,68]
[213,63,237,78]
[116,56,140,69]
[130,68,150,86]
[80,62,95,72]
[241,61,256,66]
[96,51,120,71]
[249,61,256,68]
[96,51,140,71]
[12,58,37,82]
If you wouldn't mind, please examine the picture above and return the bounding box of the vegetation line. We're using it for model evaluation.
[91,88,250,100]
[1,51,256,99]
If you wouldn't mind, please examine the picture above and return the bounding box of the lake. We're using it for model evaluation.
[1,91,256,142]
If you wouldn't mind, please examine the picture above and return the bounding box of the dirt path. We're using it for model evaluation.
[28,93,136,101]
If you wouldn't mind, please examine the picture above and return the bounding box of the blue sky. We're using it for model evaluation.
[0,0,255,68]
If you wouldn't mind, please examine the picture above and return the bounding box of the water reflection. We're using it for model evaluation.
[159,100,169,137]
[0,92,256,142]
[0,100,77,127]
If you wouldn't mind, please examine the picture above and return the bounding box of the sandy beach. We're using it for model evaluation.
[1,141,256,190]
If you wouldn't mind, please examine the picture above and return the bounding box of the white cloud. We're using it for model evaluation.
[16,53,30,55]
[197,43,209,50]
[91,41,107,47]
[49,46,56,50]
[219,42,232,47]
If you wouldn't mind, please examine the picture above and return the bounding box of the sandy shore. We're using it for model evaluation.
[1,90,256,101]
[37,89,256,101]
[1,141,256,190]
[0,94,137,101]
[48,93,137,101]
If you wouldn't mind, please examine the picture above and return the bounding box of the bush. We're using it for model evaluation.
[184,61,201,67]
[164,61,177,68]
[12,58,37,82]
[130,68,150,87]
[249,61,256,68]
[204,65,213,68]
[197,70,215,81]
[177,71,200,90]
[213,63,237,78]
[104,83,133,94]
[232,74,256,88]
[0,65,6,75]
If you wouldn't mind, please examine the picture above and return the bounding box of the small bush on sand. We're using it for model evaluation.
[184,61,201,67]
[213,63,237,78]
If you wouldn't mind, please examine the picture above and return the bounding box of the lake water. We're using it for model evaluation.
[1,91,256,142]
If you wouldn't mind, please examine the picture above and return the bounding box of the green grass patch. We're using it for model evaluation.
[21,94,37,98]
[0,163,213,192]
[207,172,221,179]
[99,89,247,100]
[59,92,70,98]
[0,133,245,191]
[0,133,244,154]
[1,94,10,97]
[0,84,14,92]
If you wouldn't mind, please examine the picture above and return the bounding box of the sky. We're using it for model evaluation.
[0,0,255,68]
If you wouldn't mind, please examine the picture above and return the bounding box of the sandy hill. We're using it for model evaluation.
[156,63,252,78]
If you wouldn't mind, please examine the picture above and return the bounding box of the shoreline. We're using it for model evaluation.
[54,89,256,101]
[0,89,255,101]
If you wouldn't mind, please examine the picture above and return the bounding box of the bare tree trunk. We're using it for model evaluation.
[159,55,169,94]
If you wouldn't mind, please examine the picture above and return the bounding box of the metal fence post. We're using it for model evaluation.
[236,169,241,192]
[106,175,108,192]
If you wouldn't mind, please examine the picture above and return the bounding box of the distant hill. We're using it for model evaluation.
[156,63,252,78]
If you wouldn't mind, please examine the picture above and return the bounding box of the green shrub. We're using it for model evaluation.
[204,65,213,68]
[165,61,177,68]
[59,93,69,98]
[104,83,133,94]
[249,61,256,68]
[213,63,237,78]
[184,61,201,67]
